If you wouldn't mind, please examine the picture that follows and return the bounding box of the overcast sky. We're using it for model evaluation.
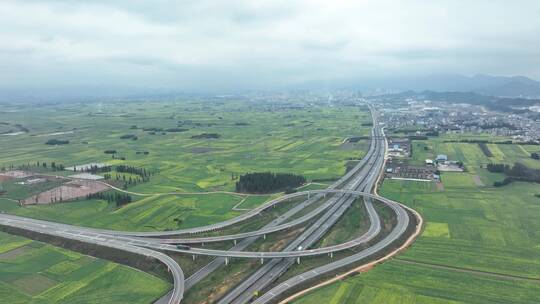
[1,0,539,91]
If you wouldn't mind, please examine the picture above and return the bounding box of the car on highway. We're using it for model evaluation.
[176,244,191,250]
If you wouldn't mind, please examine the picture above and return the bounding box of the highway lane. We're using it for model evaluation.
[250,122,412,304]
[150,116,383,245]
[147,192,345,244]
[180,114,384,289]
[252,203,409,304]
[221,181,384,304]
[0,189,395,260]
[48,111,383,240]
[218,110,393,304]
[69,127,382,239]
[217,119,385,303]
[0,105,417,304]
[139,193,388,258]
[0,216,185,304]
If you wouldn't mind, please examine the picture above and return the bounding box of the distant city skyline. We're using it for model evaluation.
[1,0,540,91]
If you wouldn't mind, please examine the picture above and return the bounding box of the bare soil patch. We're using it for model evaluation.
[16,177,47,185]
[0,175,13,182]
[21,180,109,205]
[437,164,464,172]
[473,175,485,186]
[0,170,33,179]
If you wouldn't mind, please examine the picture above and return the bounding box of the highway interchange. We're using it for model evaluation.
[0,106,420,304]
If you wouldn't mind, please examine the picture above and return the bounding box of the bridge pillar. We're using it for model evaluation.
[233,239,237,245]
[260,258,264,265]
[329,252,333,258]
[307,192,310,199]
[225,257,229,266]
[323,193,326,198]
[202,242,205,247]
[296,257,301,265]
[263,234,266,240]
[192,254,196,261]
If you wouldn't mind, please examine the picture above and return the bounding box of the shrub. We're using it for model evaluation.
[191,133,221,139]
[478,142,493,157]
[494,177,513,187]
[284,187,298,194]
[165,128,188,132]
[45,139,69,145]
[235,172,306,194]
[120,134,138,140]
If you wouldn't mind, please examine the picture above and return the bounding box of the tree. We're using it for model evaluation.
[235,172,306,194]
[532,152,540,160]
[173,218,183,227]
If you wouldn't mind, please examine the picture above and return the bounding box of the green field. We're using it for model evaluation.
[294,137,540,304]
[0,100,370,232]
[409,135,540,170]
[0,231,169,304]
[0,100,370,193]
[0,100,372,303]
[295,261,540,304]
[0,193,246,231]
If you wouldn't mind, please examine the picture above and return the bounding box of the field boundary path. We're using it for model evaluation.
[394,258,540,284]
[275,130,424,304]
[0,105,424,304]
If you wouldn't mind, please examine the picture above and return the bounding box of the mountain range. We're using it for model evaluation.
[2,74,540,103]
[355,74,540,98]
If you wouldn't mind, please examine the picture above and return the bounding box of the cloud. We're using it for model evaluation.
[0,0,539,91]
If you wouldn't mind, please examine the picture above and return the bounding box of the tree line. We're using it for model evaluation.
[86,192,132,207]
[3,162,66,172]
[102,173,149,188]
[487,162,540,187]
[45,139,69,145]
[444,139,539,146]
[235,172,306,193]
[115,165,151,178]
[74,165,112,174]
[37,161,66,171]
[478,142,493,157]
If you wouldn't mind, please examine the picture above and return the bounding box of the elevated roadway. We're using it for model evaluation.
[0,105,420,304]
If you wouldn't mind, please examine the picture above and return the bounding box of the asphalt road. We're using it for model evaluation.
[217,113,390,304]
[0,214,185,304]
[0,105,416,304]
[180,112,386,292]
[251,121,411,304]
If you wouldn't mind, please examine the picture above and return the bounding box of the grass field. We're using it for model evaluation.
[295,261,540,304]
[294,136,540,304]
[0,100,370,232]
[0,100,372,303]
[0,194,244,231]
[0,100,370,193]
[409,135,540,170]
[0,231,169,304]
